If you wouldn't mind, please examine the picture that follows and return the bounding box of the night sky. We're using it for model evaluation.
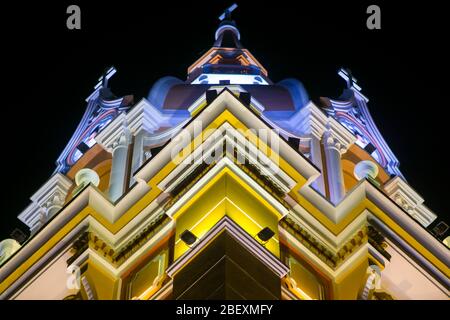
[1,1,448,239]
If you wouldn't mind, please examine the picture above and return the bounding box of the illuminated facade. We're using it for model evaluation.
[0,10,449,300]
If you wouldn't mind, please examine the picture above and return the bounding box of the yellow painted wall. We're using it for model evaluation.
[289,257,325,300]
[332,253,368,300]
[174,169,282,260]
[126,250,168,299]
[84,260,119,300]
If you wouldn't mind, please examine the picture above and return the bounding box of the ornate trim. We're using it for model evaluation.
[280,216,367,269]
[67,213,171,268]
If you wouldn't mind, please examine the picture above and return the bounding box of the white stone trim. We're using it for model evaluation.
[384,176,437,227]
[163,157,290,219]
[17,173,73,232]
[296,102,329,139]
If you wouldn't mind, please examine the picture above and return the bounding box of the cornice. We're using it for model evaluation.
[134,89,320,185]
[296,101,329,139]
[95,98,190,152]
[325,117,357,154]
[384,176,437,227]
[280,216,367,270]
[17,173,73,231]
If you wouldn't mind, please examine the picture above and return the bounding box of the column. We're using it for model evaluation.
[323,131,346,205]
[108,132,131,202]
[129,131,146,187]
[309,136,326,195]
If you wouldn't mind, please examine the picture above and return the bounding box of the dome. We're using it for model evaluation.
[147,76,184,109]
[278,78,310,111]
[75,168,100,187]
[354,160,379,180]
[0,239,21,266]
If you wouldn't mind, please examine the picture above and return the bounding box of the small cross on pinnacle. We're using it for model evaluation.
[219,3,238,21]
[97,66,117,89]
[338,67,358,89]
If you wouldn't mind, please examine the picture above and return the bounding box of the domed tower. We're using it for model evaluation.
[187,6,268,85]
[147,3,310,124]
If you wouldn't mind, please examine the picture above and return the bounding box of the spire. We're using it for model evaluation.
[186,4,269,83]
[214,4,242,49]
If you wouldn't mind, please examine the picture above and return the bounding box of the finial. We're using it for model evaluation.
[342,67,355,89]
[338,67,362,91]
[101,66,116,88]
[219,3,238,21]
[215,3,241,43]
[94,66,117,91]
[86,66,117,101]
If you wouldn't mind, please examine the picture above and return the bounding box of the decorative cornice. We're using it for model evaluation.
[367,225,391,261]
[324,118,357,154]
[126,99,166,134]
[384,176,423,205]
[297,102,329,139]
[280,216,367,269]
[95,98,190,153]
[273,102,356,155]
[94,114,131,153]
[136,89,319,186]
[67,213,172,268]
[289,102,357,156]
[18,173,73,232]
[30,173,72,207]
[109,213,170,266]
[384,176,437,227]
[159,124,295,212]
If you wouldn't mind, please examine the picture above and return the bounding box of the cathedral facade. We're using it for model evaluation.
[0,10,448,300]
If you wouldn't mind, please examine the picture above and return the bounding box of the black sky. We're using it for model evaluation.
[0,1,448,239]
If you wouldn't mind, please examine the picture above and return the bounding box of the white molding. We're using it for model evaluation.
[279,228,368,279]
[95,97,189,153]
[297,102,329,139]
[17,173,73,231]
[157,122,296,194]
[286,203,369,252]
[269,101,356,152]
[163,157,290,219]
[94,113,128,153]
[384,176,437,227]
[135,89,320,186]
[327,117,357,154]
[384,176,424,206]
